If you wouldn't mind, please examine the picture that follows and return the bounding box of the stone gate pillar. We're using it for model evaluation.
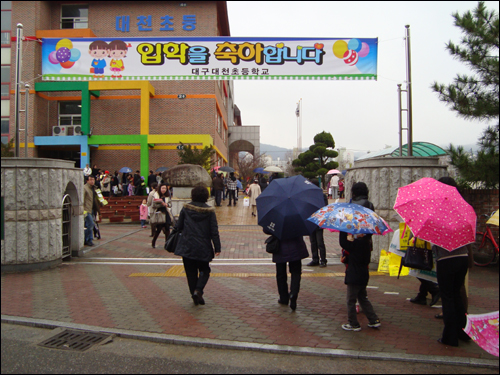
[1,158,84,272]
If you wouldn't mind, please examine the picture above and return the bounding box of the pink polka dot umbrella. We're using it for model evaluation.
[393,178,476,251]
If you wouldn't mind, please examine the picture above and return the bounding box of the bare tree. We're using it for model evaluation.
[236,152,268,188]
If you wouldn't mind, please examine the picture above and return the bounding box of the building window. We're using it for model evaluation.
[59,101,81,127]
[1,2,10,144]
[1,2,11,41]
[61,4,88,29]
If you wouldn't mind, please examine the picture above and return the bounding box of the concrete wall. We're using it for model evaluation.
[345,157,448,263]
[1,158,84,272]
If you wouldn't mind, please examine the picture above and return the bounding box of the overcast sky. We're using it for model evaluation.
[226,1,499,154]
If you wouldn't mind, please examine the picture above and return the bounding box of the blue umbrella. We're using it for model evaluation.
[253,167,269,174]
[155,167,169,173]
[256,175,325,240]
[119,167,132,173]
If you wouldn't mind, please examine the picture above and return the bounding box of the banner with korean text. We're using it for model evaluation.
[42,37,378,81]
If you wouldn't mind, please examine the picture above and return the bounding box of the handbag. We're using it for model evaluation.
[164,228,180,253]
[265,235,280,254]
[398,238,433,278]
[150,209,166,225]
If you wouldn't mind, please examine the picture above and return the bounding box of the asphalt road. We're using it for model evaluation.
[2,323,497,374]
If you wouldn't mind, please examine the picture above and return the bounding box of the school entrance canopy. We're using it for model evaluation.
[356,142,448,161]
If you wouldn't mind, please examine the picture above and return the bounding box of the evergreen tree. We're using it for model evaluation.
[177,142,216,171]
[292,131,339,182]
[431,1,499,188]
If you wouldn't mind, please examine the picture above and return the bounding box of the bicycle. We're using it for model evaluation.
[473,212,499,267]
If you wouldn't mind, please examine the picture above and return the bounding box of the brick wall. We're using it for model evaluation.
[462,189,499,241]
[9,1,230,170]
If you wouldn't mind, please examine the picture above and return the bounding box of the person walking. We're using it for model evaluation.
[307,178,329,267]
[151,184,171,248]
[174,186,221,305]
[259,176,268,193]
[212,173,224,207]
[83,176,102,246]
[227,172,238,206]
[434,176,473,347]
[248,179,261,217]
[264,229,309,311]
[330,174,339,199]
[147,182,159,237]
[339,182,380,331]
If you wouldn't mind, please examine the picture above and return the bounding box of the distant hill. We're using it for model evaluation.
[260,142,481,161]
[260,144,296,160]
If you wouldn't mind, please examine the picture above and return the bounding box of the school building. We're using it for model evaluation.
[2,1,249,177]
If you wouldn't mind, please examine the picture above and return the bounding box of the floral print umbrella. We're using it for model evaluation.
[393,178,476,251]
[464,311,499,357]
[308,202,393,235]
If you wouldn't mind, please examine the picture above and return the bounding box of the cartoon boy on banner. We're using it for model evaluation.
[89,40,109,78]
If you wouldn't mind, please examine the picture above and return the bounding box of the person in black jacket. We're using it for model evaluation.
[307,178,329,267]
[174,186,221,305]
[339,182,380,331]
[263,227,309,311]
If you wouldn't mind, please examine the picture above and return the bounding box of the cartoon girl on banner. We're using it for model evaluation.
[108,40,131,78]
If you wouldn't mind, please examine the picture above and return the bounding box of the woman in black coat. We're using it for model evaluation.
[339,182,380,331]
[264,228,309,311]
[174,186,221,305]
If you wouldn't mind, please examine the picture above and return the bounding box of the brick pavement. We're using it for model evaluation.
[1,222,499,366]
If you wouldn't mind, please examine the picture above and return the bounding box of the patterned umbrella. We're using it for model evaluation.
[393,178,476,251]
[308,202,393,235]
[463,311,499,357]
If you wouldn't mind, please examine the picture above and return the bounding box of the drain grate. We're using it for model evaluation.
[38,329,113,352]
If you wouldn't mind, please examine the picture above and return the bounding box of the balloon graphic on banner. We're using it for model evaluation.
[69,48,81,62]
[358,42,370,58]
[49,38,81,69]
[347,38,361,52]
[56,38,73,50]
[48,51,59,64]
[333,40,348,59]
[343,50,359,66]
[333,39,371,67]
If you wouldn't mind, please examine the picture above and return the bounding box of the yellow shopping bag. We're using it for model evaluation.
[377,250,390,273]
[389,252,409,276]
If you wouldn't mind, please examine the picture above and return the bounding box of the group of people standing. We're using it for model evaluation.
[327,173,344,199]
[83,164,166,197]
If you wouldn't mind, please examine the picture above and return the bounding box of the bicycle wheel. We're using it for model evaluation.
[473,232,496,266]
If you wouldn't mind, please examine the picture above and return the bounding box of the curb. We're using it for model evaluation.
[2,315,498,369]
